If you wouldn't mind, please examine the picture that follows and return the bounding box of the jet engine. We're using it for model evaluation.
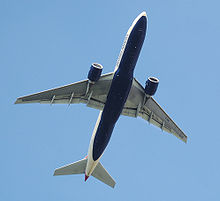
[144,77,159,96]
[88,63,103,82]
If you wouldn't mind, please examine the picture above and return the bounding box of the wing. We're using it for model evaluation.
[15,73,187,142]
[122,78,187,143]
[15,72,113,111]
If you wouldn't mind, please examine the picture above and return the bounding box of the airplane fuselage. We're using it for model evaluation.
[85,12,147,177]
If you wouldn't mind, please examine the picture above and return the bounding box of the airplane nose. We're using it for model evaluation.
[140,11,147,17]
[137,15,147,31]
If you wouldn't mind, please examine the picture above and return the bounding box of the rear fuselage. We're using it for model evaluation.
[85,12,147,176]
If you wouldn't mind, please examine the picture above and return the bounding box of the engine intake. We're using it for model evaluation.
[145,77,159,96]
[88,63,103,82]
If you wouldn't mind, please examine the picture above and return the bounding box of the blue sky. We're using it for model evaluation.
[1,0,220,200]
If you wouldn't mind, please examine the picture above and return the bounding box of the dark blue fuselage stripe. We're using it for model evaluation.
[92,16,147,161]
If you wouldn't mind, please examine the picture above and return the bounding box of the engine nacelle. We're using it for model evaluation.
[145,77,159,96]
[88,63,103,82]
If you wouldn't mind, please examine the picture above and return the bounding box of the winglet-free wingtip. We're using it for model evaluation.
[180,135,187,144]
[53,168,61,176]
[53,169,58,176]
[14,98,22,104]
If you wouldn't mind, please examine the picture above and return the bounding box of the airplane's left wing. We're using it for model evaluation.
[15,72,113,111]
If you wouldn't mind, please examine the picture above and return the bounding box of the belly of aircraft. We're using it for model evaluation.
[92,72,133,161]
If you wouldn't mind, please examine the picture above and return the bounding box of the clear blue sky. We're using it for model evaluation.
[1,0,220,201]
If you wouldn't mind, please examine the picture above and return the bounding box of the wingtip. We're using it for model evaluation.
[14,98,22,104]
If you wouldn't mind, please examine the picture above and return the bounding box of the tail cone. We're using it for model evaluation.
[85,174,89,182]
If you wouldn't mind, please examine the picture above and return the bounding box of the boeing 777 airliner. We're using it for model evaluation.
[15,12,187,188]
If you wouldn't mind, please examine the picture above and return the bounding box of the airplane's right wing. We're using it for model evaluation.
[122,78,187,143]
[15,72,114,111]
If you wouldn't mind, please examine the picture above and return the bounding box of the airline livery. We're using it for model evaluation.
[15,12,187,188]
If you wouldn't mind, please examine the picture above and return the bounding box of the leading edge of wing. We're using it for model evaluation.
[14,72,114,104]
[14,79,87,104]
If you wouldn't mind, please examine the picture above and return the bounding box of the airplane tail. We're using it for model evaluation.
[53,158,116,188]
[53,158,87,175]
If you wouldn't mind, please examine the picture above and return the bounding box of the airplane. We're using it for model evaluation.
[15,11,187,188]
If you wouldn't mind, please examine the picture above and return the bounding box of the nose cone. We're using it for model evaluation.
[135,12,147,33]
[128,11,147,43]
[140,11,147,17]
[138,11,147,22]
[127,11,147,40]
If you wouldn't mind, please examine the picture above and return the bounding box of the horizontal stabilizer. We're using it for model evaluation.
[53,159,116,188]
[54,158,87,176]
[92,162,116,188]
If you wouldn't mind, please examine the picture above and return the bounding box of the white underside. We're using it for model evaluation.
[85,111,103,176]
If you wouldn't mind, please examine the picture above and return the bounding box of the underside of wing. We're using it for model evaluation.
[123,78,187,143]
[139,97,187,143]
[122,78,145,117]
[15,72,114,110]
